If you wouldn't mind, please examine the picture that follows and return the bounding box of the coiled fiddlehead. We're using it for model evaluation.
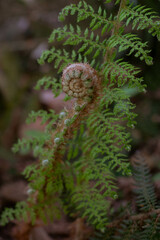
[62,63,99,99]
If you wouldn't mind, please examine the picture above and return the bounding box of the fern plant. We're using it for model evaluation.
[1,0,160,236]
[91,153,160,240]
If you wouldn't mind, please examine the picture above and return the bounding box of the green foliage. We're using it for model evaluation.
[26,109,59,131]
[120,5,160,40]
[12,134,49,154]
[116,154,160,240]
[38,47,74,73]
[59,1,113,36]
[34,76,62,96]
[26,109,58,124]
[107,33,153,65]
[89,154,160,240]
[133,154,157,212]
[48,24,107,65]
[1,0,160,237]
[102,59,145,91]
[0,202,28,226]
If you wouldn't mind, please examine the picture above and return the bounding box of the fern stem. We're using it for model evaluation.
[104,0,128,63]
[116,0,128,28]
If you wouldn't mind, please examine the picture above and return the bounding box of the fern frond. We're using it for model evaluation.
[26,109,58,125]
[137,217,160,240]
[26,109,59,133]
[0,202,28,226]
[34,76,62,97]
[48,25,107,59]
[72,184,110,230]
[38,47,75,73]
[103,59,145,91]
[114,219,138,240]
[22,163,38,179]
[77,88,135,178]
[38,46,95,72]
[107,33,153,65]
[59,1,114,36]
[12,133,50,154]
[133,154,157,212]
[120,5,160,41]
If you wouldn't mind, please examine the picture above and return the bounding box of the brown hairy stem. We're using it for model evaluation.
[14,64,102,239]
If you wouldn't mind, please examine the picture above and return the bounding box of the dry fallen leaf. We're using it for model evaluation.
[19,117,46,139]
[0,180,27,202]
[70,218,93,240]
[39,91,74,113]
[30,227,53,240]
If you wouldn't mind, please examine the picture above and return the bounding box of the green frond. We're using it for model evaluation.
[12,132,50,155]
[2,0,160,234]
[120,5,160,41]
[59,1,114,36]
[82,91,135,176]
[107,33,153,65]
[48,25,107,59]
[38,47,75,73]
[22,163,38,179]
[26,109,58,125]
[34,76,62,97]
[26,109,59,133]
[38,45,95,71]
[137,217,160,240]
[0,202,28,226]
[133,154,157,212]
[103,59,145,91]
[72,185,110,230]
[113,219,138,240]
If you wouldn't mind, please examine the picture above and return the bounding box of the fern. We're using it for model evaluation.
[48,25,107,60]
[107,33,153,65]
[103,59,145,91]
[133,154,157,212]
[12,133,50,154]
[26,109,58,124]
[120,4,160,40]
[38,47,74,73]
[1,0,160,236]
[105,154,160,240]
[59,1,114,35]
[34,76,62,97]
[0,202,28,226]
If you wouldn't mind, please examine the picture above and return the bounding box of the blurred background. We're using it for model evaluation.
[0,0,160,239]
